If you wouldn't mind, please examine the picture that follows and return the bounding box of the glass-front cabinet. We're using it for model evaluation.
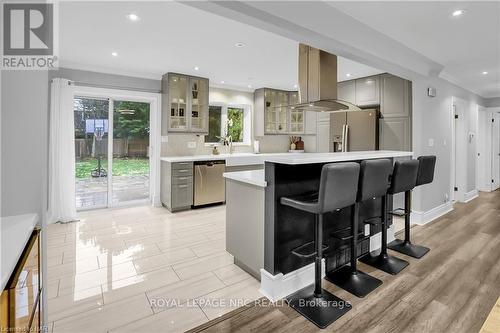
[276,91,289,133]
[162,73,209,134]
[256,88,304,135]
[288,92,304,133]
[189,77,208,132]
[264,90,277,133]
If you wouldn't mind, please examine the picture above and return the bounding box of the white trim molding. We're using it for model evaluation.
[411,201,454,226]
[464,190,479,203]
[259,261,325,303]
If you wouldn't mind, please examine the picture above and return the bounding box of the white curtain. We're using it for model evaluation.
[48,78,78,223]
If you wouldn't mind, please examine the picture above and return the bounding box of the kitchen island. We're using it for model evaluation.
[223,150,412,301]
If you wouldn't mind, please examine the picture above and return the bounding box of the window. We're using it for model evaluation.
[206,105,222,143]
[205,104,251,145]
[227,107,244,142]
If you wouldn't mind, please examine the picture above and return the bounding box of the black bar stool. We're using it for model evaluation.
[388,156,436,258]
[280,162,359,329]
[325,159,387,298]
[359,159,410,275]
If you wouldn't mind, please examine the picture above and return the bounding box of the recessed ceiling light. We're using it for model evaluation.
[247,84,252,88]
[194,66,199,71]
[482,71,489,75]
[126,13,140,21]
[452,9,466,17]
[111,52,118,57]
[235,42,246,48]
[293,84,298,89]
[221,80,225,84]
[346,73,352,77]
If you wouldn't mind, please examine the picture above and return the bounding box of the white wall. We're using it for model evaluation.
[1,70,49,217]
[411,76,485,213]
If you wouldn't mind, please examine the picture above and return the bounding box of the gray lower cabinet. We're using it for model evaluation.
[161,161,193,212]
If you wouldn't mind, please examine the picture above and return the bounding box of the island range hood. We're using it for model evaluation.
[289,44,361,113]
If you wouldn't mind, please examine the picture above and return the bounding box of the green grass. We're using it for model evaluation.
[76,157,149,178]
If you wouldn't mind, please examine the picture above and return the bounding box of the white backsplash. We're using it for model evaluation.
[161,133,317,156]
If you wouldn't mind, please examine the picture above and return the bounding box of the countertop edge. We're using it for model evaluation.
[223,170,267,188]
[1,213,39,290]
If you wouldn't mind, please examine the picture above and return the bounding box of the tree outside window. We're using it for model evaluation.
[227,107,244,143]
[205,105,246,144]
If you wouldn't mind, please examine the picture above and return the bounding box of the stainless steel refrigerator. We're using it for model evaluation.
[330,109,379,152]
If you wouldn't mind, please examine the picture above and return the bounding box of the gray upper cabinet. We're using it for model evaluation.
[337,80,356,104]
[380,73,411,118]
[355,75,380,106]
[379,117,411,151]
[161,73,209,134]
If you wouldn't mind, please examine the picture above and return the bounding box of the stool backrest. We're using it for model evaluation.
[357,159,392,202]
[318,162,360,213]
[388,159,419,194]
[416,155,436,186]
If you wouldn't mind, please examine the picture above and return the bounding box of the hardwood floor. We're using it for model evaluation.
[189,191,500,333]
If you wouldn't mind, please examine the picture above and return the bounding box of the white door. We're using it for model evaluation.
[492,112,500,190]
[452,97,467,202]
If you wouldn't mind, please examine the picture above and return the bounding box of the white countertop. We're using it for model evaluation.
[1,213,39,290]
[263,150,413,165]
[223,170,267,188]
[161,152,305,167]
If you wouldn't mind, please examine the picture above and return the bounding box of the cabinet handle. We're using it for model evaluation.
[178,169,189,173]
[178,177,188,180]
[178,184,188,188]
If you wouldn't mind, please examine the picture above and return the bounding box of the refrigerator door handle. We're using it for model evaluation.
[344,124,349,152]
[341,124,346,152]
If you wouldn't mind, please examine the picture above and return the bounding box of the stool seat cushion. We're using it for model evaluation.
[388,159,419,194]
[280,192,320,214]
[416,156,436,186]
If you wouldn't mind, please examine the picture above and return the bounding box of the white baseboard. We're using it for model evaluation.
[259,260,325,303]
[411,201,454,226]
[464,190,479,203]
[259,226,395,302]
[369,224,395,252]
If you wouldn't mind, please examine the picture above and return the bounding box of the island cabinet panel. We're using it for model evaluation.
[264,161,393,275]
[1,229,41,332]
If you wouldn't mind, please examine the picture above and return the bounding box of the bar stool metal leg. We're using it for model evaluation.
[388,191,430,258]
[286,214,352,329]
[326,203,382,297]
[359,195,409,275]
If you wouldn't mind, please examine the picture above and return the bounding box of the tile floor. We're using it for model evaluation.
[46,204,262,333]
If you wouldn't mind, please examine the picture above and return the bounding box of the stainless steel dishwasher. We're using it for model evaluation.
[193,160,226,207]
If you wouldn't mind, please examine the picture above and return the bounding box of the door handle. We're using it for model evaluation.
[345,124,349,152]
[341,124,346,152]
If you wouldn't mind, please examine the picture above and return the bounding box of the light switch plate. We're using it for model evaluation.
[187,141,196,149]
[428,138,434,147]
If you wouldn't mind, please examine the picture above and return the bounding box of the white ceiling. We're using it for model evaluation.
[328,1,500,98]
[58,1,382,92]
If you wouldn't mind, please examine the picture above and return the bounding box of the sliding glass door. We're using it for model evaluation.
[74,96,150,210]
[112,100,150,205]
[74,97,110,209]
